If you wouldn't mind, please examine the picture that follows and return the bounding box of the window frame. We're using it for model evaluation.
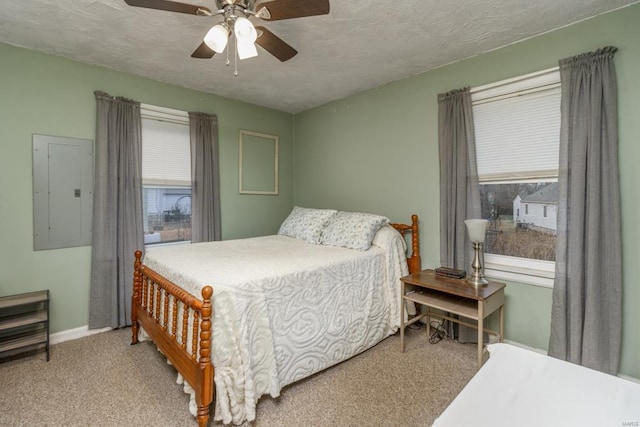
[141,103,192,248]
[471,67,560,288]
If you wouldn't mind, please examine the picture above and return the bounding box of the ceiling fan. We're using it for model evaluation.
[124,0,330,65]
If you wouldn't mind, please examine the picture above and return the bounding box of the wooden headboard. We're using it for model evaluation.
[390,214,422,274]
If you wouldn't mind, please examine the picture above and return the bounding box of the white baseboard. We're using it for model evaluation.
[50,325,112,345]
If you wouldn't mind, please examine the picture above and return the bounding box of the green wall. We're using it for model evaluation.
[293,5,640,378]
[1,4,638,379]
[0,43,294,334]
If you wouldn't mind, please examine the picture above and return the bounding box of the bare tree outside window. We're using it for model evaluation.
[143,187,191,244]
[480,182,557,261]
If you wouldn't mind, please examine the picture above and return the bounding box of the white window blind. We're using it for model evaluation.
[470,69,560,287]
[472,68,561,183]
[141,104,191,186]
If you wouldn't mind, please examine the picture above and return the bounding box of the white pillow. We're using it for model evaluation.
[278,206,337,244]
[320,211,389,251]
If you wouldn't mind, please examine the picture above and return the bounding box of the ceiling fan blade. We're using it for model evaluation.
[124,0,211,16]
[191,41,216,59]
[256,0,329,21]
[255,26,297,62]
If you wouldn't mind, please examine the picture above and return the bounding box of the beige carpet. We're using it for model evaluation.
[0,327,479,426]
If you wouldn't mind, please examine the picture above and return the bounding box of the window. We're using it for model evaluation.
[141,104,191,246]
[472,68,560,287]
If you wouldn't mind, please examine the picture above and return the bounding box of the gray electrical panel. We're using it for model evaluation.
[33,134,93,250]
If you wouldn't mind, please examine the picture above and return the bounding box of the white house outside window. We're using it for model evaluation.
[141,104,191,246]
[471,68,561,287]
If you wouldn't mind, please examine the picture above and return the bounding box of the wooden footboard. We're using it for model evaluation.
[130,250,214,427]
[130,214,421,426]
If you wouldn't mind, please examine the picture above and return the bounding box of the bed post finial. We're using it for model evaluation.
[197,285,214,427]
[409,215,421,273]
[199,286,213,365]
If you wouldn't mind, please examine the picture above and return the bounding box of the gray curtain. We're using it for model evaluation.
[438,87,482,342]
[189,112,221,243]
[89,91,144,329]
[549,47,622,374]
[438,87,481,272]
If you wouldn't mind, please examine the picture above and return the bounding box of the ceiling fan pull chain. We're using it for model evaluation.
[234,36,239,77]
[226,41,230,67]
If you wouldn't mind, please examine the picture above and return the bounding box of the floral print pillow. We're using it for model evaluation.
[278,206,338,244]
[320,211,389,251]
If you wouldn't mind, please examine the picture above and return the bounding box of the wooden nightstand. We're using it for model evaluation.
[400,269,505,367]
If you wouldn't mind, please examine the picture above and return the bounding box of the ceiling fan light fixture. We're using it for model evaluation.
[204,24,229,53]
[124,0,332,68]
[236,40,258,60]
[234,17,257,42]
[234,17,258,60]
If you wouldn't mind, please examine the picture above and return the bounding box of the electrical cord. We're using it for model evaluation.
[428,319,450,344]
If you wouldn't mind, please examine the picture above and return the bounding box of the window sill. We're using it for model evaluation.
[484,254,555,288]
[145,240,191,251]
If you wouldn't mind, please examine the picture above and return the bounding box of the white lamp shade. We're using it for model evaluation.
[234,17,257,42]
[204,24,228,53]
[236,40,258,59]
[465,219,489,243]
[234,17,258,60]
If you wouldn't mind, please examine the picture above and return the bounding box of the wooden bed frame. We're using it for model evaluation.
[130,214,421,427]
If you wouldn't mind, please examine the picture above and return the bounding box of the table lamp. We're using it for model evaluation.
[465,219,489,286]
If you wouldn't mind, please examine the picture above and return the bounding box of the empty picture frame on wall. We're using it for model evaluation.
[239,130,279,195]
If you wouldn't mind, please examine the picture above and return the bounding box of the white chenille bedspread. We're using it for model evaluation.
[143,225,408,424]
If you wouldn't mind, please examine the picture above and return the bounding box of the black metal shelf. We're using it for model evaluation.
[0,290,49,362]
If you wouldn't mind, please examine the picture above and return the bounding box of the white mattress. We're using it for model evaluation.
[143,225,408,424]
[433,343,640,427]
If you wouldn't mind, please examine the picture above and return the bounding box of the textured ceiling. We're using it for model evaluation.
[1,0,637,113]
